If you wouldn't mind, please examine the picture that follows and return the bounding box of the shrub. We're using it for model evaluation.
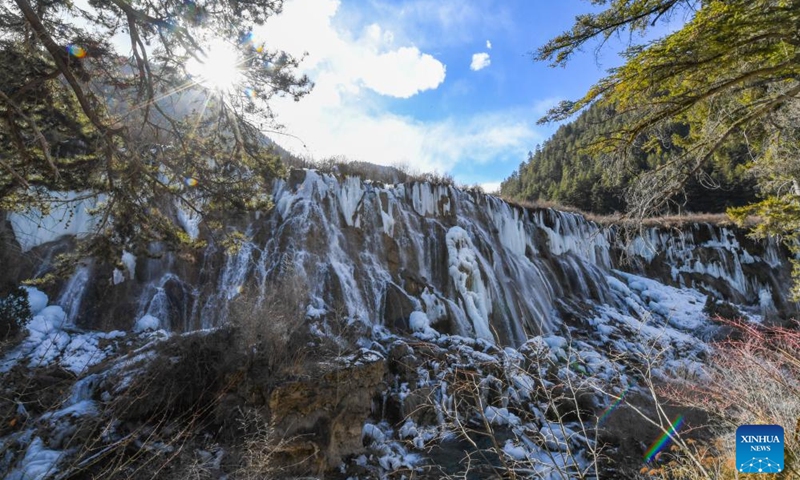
[647,318,800,478]
[0,285,31,341]
[110,328,242,423]
[228,273,310,378]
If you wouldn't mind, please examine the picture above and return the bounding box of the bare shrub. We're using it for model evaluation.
[417,339,605,479]
[651,319,800,479]
[110,329,241,423]
[58,330,244,479]
[607,318,800,479]
[231,407,302,480]
[229,272,310,377]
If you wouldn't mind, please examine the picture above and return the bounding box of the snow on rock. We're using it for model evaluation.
[484,406,521,426]
[0,300,125,374]
[420,288,447,323]
[409,311,439,339]
[362,423,386,444]
[502,439,529,461]
[5,437,62,480]
[613,270,708,331]
[134,314,161,333]
[41,399,97,421]
[23,287,48,316]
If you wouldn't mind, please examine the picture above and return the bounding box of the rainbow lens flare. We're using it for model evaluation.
[184,177,199,187]
[67,45,86,58]
[597,385,630,425]
[644,415,684,462]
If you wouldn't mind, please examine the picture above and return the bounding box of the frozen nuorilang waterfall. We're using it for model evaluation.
[4,169,796,345]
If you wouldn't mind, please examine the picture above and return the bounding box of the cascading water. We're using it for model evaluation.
[56,265,91,325]
[6,169,797,344]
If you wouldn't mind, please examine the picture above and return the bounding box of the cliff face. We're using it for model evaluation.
[5,169,795,343]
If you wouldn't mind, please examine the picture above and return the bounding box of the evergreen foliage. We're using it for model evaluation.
[500,102,756,214]
[525,0,800,291]
[0,286,31,340]
[530,0,800,217]
[0,0,311,264]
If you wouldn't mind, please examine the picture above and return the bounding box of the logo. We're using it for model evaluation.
[736,425,784,474]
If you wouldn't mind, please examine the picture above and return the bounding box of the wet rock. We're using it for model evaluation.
[382,283,416,333]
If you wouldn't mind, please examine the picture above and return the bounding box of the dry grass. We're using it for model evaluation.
[631,318,800,479]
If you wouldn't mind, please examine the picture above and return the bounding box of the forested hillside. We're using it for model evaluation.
[500,102,757,214]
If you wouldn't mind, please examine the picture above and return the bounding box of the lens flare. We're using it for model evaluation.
[187,38,243,92]
[67,45,86,58]
[644,415,684,462]
[597,385,630,425]
[184,177,199,187]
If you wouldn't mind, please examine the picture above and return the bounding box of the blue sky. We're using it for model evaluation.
[258,0,638,191]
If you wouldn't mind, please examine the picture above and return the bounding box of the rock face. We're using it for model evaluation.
[4,169,796,343]
[267,349,386,473]
[0,214,34,295]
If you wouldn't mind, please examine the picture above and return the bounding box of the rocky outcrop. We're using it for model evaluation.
[267,348,386,474]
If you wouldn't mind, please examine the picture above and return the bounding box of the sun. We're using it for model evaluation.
[187,38,244,92]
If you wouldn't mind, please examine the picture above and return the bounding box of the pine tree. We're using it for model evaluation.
[535,0,800,293]
[537,0,798,212]
[0,0,311,263]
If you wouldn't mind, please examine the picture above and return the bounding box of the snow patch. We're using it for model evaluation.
[134,315,161,333]
[23,287,48,315]
[5,437,62,480]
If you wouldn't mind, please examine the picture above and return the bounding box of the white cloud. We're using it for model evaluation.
[257,0,445,99]
[359,47,446,98]
[269,84,542,176]
[256,0,541,181]
[486,39,492,49]
[480,181,501,193]
[470,52,491,71]
[365,0,513,48]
